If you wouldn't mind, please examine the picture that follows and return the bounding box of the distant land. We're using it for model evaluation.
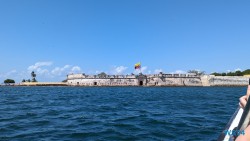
[1,69,250,87]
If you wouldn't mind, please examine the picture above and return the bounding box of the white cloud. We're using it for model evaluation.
[0,70,22,83]
[64,65,71,69]
[37,68,49,75]
[51,65,81,75]
[0,62,84,82]
[27,61,53,75]
[71,66,81,73]
[51,65,71,75]
[154,69,163,74]
[1,70,17,78]
[111,66,128,75]
[134,66,147,74]
[95,70,103,74]
[7,70,17,75]
[28,62,53,71]
[141,66,147,72]
[171,70,187,74]
[235,68,242,71]
[225,68,242,73]
[51,68,62,75]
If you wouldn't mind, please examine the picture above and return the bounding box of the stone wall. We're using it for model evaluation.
[68,78,139,86]
[19,82,67,86]
[206,76,249,86]
[67,73,250,87]
[67,73,202,86]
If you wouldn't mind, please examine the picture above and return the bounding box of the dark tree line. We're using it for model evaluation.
[4,79,15,84]
[22,71,37,82]
[211,69,250,76]
[188,70,205,76]
[3,71,37,84]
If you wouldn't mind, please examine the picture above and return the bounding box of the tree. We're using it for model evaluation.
[4,79,15,84]
[243,69,250,75]
[27,79,31,82]
[211,69,250,76]
[188,70,205,76]
[221,73,227,76]
[22,79,26,82]
[235,71,243,76]
[62,79,67,82]
[227,72,235,76]
[211,72,222,76]
[98,72,107,78]
[31,71,36,78]
[32,78,37,82]
[31,71,37,82]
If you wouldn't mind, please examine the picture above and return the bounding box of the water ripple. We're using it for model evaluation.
[0,86,246,141]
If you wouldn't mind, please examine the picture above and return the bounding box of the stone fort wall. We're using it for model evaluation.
[67,73,202,86]
[67,73,250,87]
[205,76,249,86]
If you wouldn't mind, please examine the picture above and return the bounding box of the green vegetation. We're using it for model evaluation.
[4,79,15,84]
[31,71,37,82]
[188,70,205,76]
[98,72,107,78]
[211,69,250,76]
[21,71,38,82]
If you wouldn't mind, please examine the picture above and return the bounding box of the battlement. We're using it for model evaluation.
[67,73,198,80]
[66,73,201,86]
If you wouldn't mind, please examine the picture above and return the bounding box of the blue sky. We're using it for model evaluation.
[0,0,250,82]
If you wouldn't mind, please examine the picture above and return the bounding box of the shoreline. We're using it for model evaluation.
[0,85,247,87]
[2,75,249,87]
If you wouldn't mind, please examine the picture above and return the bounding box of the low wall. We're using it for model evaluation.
[67,77,203,87]
[19,82,67,86]
[208,76,249,86]
[15,76,250,87]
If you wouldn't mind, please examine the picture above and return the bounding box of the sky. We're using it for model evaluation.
[0,0,250,82]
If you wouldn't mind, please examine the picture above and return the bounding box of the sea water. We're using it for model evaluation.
[0,86,246,141]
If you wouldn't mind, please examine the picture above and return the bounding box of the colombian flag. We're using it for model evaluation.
[135,62,141,69]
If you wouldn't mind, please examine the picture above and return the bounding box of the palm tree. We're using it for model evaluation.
[31,71,36,78]
[31,71,37,82]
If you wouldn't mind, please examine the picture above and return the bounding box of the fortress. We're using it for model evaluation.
[67,72,201,86]
[66,72,249,87]
[18,72,249,87]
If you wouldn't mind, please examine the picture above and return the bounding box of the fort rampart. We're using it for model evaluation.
[67,73,249,87]
[17,73,249,87]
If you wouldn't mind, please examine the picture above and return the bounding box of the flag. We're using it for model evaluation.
[135,62,141,69]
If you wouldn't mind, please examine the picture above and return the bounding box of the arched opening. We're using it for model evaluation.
[139,81,143,86]
[77,82,79,85]
[94,82,97,86]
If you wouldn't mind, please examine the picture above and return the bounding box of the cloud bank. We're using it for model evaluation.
[3,60,245,83]
[111,66,128,75]
[0,61,82,82]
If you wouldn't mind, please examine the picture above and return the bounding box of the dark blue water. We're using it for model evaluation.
[0,86,246,141]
